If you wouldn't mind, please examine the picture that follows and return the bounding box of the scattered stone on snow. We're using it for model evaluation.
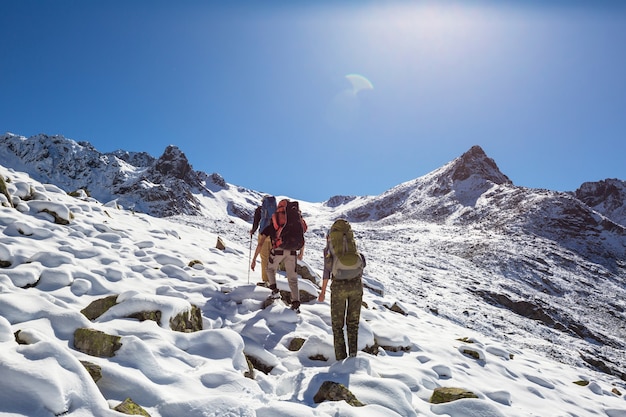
[462,348,482,360]
[244,356,255,379]
[385,301,409,316]
[0,175,12,208]
[188,259,203,268]
[246,354,274,375]
[430,387,479,404]
[313,381,365,407]
[361,343,380,355]
[277,288,317,305]
[288,337,305,351]
[169,304,203,332]
[81,295,119,320]
[113,397,151,417]
[14,330,28,345]
[296,261,319,284]
[80,360,102,383]
[128,310,162,324]
[216,236,226,250]
[73,328,122,358]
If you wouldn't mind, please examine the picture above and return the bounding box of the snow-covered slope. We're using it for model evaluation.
[1,133,625,390]
[1,164,625,416]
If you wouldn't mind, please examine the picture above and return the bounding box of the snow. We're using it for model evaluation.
[0,166,625,417]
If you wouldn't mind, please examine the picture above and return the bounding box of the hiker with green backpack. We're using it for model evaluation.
[318,218,365,360]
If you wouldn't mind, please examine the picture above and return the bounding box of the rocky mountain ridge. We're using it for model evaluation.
[0,133,232,217]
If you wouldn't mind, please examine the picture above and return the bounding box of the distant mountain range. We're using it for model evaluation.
[2,133,625,227]
[1,132,625,381]
[0,133,234,217]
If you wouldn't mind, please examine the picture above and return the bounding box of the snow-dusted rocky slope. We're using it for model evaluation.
[0,133,242,217]
[1,133,625,400]
[1,163,625,416]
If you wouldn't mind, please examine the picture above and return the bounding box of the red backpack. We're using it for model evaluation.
[272,199,307,250]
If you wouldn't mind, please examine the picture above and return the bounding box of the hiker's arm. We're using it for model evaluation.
[318,278,329,302]
[318,245,332,302]
[250,235,267,271]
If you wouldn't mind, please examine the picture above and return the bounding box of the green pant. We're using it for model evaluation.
[330,277,363,360]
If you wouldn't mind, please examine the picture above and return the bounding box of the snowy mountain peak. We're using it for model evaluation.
[446,145,512,185]
[152,145,193,180]
[575,178,626,227]
[339,145,513,223]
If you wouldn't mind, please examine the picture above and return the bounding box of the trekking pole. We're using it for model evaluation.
[247,234,252,284]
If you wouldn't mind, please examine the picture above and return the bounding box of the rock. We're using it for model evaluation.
[244,356,255,379]
[288,337,305,351]
[246,354,274,375]
[278,289,317,305]
[73,328,122,358]
[114,398,150,416]
[80,361,102,383]
[127,310,162,324]
[313,381,365,407]
[14,330,28,345]
[385,301,408,316]
[169,305,203,332]
[296,262,319,284]
[188,259,203,268]
[0,175,13,208]
[430,387,479,404]
[216,236,226,250]
[81,295,118,320]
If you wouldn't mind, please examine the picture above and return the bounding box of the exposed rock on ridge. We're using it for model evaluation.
[575,178,626,227]
[341,145,512,222]
[0,133,230,217]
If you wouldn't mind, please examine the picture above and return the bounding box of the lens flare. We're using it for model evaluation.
[345,74,374,94]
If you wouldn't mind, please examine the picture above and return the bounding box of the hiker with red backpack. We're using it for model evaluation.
[251,199,307,313]
[250,195,277,287]
[318,218,365,360]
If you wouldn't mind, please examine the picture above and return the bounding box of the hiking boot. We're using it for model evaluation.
[270,284,280,300]
[290,300,301,313]
[256,281,268,288]
[270,291,281,300]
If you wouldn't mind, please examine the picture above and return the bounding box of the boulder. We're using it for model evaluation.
[73,328,122,358]
[169,305,203,332]
[288,337,305,351]
[313,381,365,407]
[81,295,118,320]
[80,361,102,383]
[430,387,478,404]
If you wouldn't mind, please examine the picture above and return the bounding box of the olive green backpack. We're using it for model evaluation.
[328,219,364,280]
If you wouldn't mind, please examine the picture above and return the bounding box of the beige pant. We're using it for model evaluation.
[258,234,272,283]
[267,249,299,302]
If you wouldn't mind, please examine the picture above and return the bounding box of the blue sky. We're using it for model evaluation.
[2,1,625,202]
